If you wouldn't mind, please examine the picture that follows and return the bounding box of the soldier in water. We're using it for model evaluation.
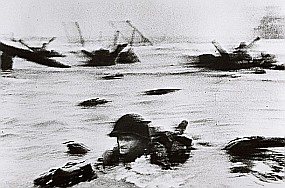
[102,113,150,166]
[33,114,193,187]
[101,113,193,169]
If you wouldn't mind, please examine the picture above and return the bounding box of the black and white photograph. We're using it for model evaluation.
[0,0,284,187]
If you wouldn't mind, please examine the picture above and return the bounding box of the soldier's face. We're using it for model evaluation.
[117,135,141,155]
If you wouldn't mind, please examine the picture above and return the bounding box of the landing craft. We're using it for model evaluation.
[184,37,284,71]
[16,37,65,58]
[81,43,128,66]
[0,41,70,70]
[64,21,152,66]
[80,31,129,66]
[71,22,129,66]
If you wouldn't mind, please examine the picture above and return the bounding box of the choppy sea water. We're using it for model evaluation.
[0,40,284,188]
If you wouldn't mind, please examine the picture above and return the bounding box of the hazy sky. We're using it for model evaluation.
[1,0,285,41]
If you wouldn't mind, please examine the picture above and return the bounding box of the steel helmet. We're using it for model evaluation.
[109,114,151,139]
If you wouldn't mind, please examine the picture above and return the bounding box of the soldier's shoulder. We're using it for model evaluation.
[151,130,192,147]
[102,147,120,166]
[149,130,193,169]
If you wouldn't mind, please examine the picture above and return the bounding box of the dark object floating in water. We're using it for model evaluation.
[78,98,110,107]
[273,64,285,70]
[34,161,97,187]
[144,88,181,95]
[230,74,241,78]
[63,141,90,155]
[102,73,124,80]
[196,142,213,147]
[223,136,285,156]
[252,68,266,74]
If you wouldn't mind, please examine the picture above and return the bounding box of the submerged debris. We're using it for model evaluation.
[252,68,266,74]
[102,73,124,80]
[78,98,110,107]
[63,141,90,155]
[144,88,181,95]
